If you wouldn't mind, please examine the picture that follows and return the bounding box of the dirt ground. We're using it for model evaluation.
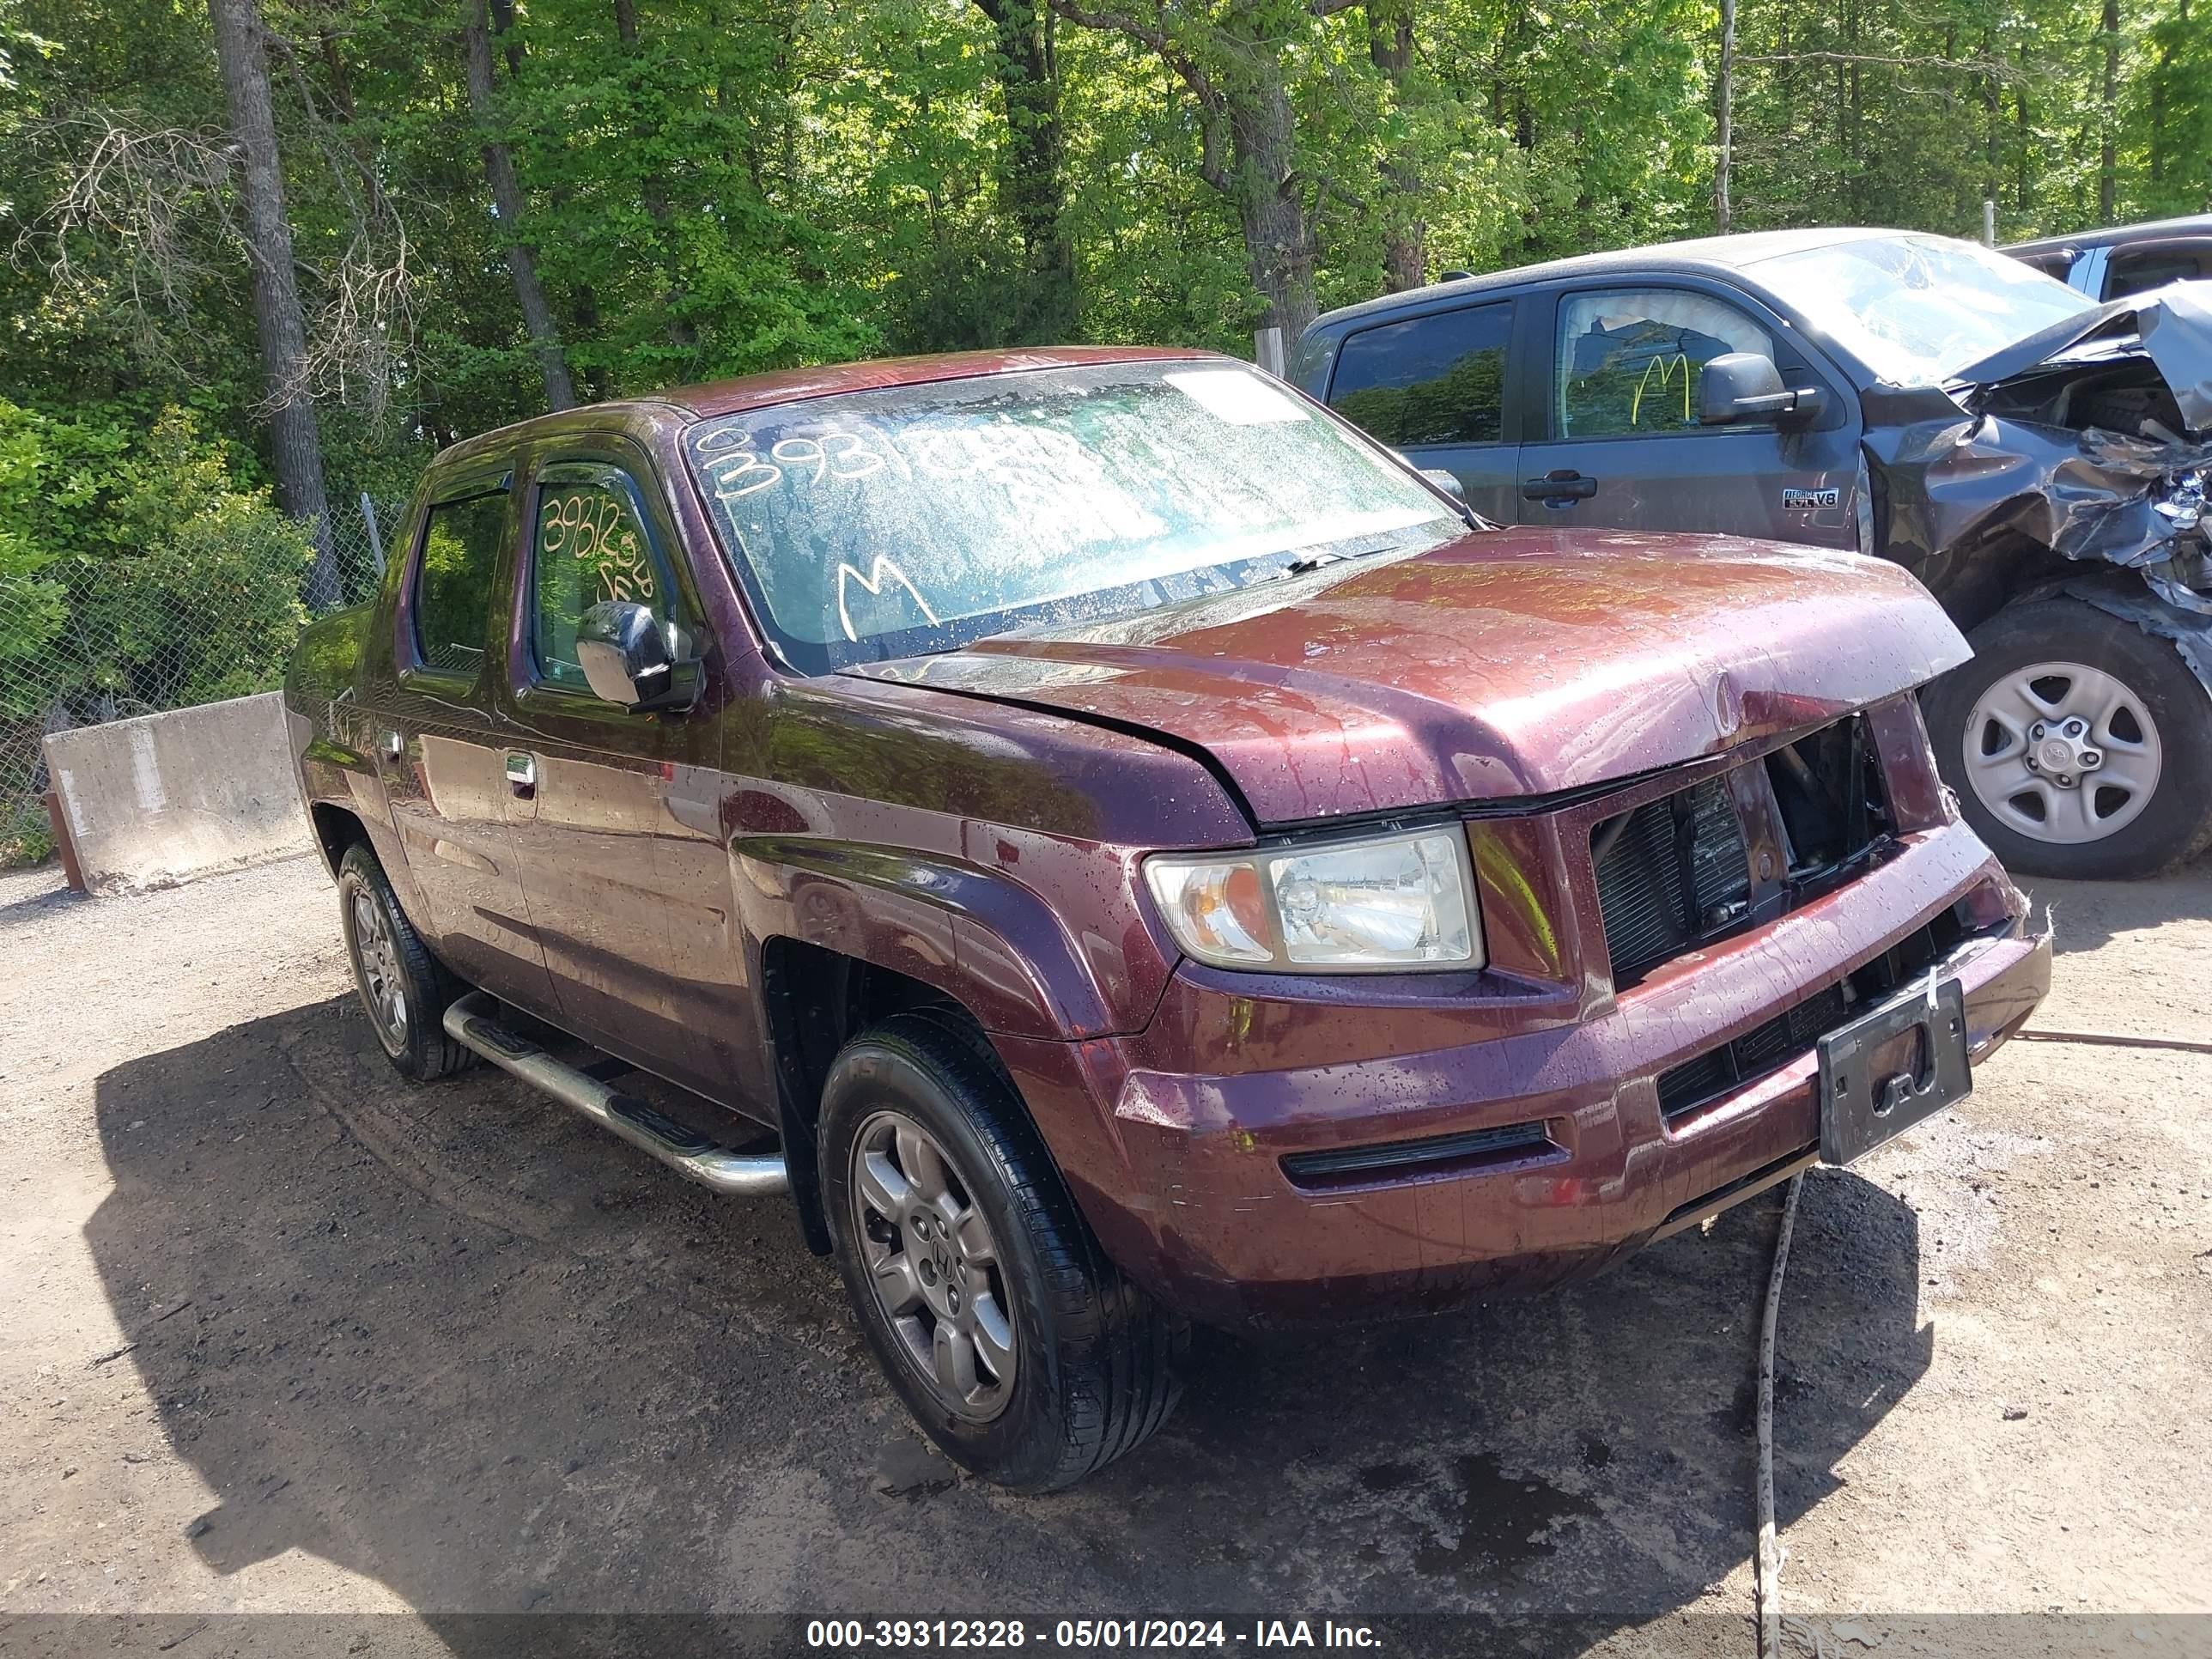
[2,848,2208,1656]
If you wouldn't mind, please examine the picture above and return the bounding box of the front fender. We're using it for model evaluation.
[731,835,1163,1041]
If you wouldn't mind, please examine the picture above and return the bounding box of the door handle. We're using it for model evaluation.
[1522,471,1598,502]
[505,752,537,798]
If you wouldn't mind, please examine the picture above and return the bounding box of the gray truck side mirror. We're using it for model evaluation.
[1698,352,1826,425]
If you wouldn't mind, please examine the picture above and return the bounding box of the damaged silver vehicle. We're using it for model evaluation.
[1295,229,2212,878]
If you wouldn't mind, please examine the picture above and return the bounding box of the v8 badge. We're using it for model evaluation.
[1783,486,1842,511]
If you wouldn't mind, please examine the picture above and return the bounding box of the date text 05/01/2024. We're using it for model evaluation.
[804,1619,1383,1650]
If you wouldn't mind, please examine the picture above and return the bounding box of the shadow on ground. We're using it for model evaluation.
[2022,861,2212,957]
[85,995,1936,1636]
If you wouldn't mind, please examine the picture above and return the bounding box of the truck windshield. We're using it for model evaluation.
[1752,234,2094,386]
[683,361,1464,674]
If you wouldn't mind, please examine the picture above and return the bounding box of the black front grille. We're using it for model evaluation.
[1590,776,1751,988]
[1655,909,1969,1121]
[1591,716,1899,989]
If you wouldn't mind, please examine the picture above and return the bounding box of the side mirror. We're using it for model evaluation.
[1418,467,1468,502]
[576,601,701,713]
[1698,352,1826,425]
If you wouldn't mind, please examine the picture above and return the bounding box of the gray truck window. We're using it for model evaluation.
[1555,289,1773,439]
[530,477,668,691]
[2106,246,2211,300]
[1327,304,1511,447]
[411,493,507,678]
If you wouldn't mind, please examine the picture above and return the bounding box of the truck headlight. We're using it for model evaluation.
[1144,827,1483,972]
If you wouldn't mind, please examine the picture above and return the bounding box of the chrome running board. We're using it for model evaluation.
[441,991,788,1197]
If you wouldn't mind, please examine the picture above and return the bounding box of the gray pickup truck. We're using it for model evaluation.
[1296,229,2212,880]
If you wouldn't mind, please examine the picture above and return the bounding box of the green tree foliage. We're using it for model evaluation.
[0,404,312,710]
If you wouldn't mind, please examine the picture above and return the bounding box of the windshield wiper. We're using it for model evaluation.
[1247,536,1425,587]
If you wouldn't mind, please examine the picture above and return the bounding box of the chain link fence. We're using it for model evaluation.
[0,492,404,867]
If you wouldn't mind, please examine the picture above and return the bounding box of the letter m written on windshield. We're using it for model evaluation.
[836,556,941,641]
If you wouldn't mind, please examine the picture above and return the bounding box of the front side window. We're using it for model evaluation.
[1554,289,1775,440]
[683,362,1465,674]
[530,473,668,691]
[1328,303,1512,447]
[411,492,508,678]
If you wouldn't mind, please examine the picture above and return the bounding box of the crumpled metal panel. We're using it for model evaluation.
[2135,282,2212,433]
[1867,414,2207,570]
[1866,281,2212,627]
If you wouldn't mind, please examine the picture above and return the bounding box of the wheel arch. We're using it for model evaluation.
[309,800,371,875]
[758,935,1040,1259]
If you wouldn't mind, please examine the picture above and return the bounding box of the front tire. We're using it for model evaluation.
[336,841,475,1081]
[819,1010,1185,1492]
[1925,599,2212,878]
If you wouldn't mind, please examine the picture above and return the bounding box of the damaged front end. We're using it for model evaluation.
[1865,281,2212,654]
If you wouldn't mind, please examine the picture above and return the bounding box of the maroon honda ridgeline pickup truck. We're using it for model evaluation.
[287,346,2051,1490]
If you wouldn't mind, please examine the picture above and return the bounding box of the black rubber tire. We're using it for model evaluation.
[818,1009,1186,1492]
[1924,598,2212,879]
[336,841,476,1081]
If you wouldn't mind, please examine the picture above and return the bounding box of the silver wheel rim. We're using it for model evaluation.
[1961,659,2162,846]
[349,885,410,1053]
[851,1110,1017,1423]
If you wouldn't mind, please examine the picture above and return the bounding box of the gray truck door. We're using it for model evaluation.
[1321,301,1519,523]
[1510,283,1863,551]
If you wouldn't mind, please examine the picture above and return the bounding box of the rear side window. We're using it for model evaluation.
[2106,246,2212,300]
[1328,304,1512,447]
[530,476,670,691]
[1554,289,1773,439]
[411,493,507,678]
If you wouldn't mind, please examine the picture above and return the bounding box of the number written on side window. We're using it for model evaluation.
[1328,304,1512,447]
[532,482,665,691]
[412,493,507,678]
[1555,289,1774,439]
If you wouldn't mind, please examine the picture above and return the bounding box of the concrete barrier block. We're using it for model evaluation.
[42,692,312,895]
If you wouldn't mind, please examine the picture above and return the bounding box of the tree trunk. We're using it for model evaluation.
[1369,0,1425,291]
[1845,0,1862,219]
[2099,0,2120,222]
[1226,69,1318,341]
[1046,2,1317,342]
[975,0,1077,337]
[1981,28,2000,210]
[464,0,575,410]
[205,0,339,608]
[1715,0,1735,232]
[611,0,696,350]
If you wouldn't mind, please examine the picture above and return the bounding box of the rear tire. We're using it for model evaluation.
[819,1010,1186,1492]
[1924,599,2212,878]
[336,841,476,1081]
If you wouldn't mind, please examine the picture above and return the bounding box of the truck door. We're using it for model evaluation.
[1320,300,1520,524]
[372,472,559,1012]
[1510,283,1864,551]
[495,453,739,1101]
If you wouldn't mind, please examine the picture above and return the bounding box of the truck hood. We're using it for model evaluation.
[842,529,1969,827]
